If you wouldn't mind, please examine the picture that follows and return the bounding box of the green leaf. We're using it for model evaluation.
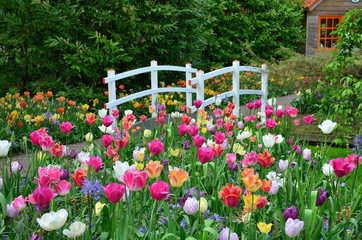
[202,226,219,239]
[0,193,6,220]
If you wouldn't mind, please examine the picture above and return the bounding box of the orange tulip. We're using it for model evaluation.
[84,113,96,125]
[45,91,53,97]
[71,168,87,187]
[58,96,66,102]
[145,161,163,179]
[242,175,262,192]
[241,168,255,178]
[261,179,272,193]
[168,168,189,187]
[67,100,76,106]
[258,151,276,168]
[218,183,242,207]
[57,107,65,114]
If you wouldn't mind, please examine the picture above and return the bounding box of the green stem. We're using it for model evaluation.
[88,195,93,240]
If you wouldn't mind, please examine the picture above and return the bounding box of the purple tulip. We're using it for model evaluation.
[283,205,298,221]
[316,190,328,206]
[227,162,238,171]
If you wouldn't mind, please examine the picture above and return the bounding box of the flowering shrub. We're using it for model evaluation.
[0,99,361,240]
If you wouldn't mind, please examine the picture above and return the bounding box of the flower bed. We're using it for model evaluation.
[0,99,361,240]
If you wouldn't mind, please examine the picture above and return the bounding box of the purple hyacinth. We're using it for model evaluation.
[80,178,103,200]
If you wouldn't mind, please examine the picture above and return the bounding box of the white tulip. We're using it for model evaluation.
[98,125,115,134]
[63,221,86,238]
[318,120,337,134]
[0,177,3,190]
[37,209,68,231]
[98,109,108,118]
[143,129,152,138]
[215,98,222,106]
[267,97,276,106]
[113,161,135,181]
[322,163,334,176]
[237,131,252,141]
[0,140,11,157]
[124,110,133,116]
[262,134,276,148]
[171,112,181,118]
[85,132,93,142]
[275,134,284,144]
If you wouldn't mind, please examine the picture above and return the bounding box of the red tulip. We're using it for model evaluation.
[71,168,87,187]
[218,183,242,207]
[148,180,170,201]
[103,183,126,203]
[120,169,148,191]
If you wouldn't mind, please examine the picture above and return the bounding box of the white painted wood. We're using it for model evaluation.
[238,66,263,73]
[202,67,233,80]
[196,70,205,110]
[261,64,269,121]
[107,69,117,127]
[151,60,158,118]
[232,60,240,116]
[238,90,263,95]
[186,63,193,111]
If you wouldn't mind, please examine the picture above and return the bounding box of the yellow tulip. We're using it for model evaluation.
[257,222,273,234]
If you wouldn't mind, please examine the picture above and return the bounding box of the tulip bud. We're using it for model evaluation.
[143,129,152,138]
[322,163,334,176]
[85,132,93,142]
[183,197,198,215]
[278,160,289,171]
[316,190,328,206]
[227,162,238,171]
[283,205,298,221]
[11,161,23,174]
[199,197,208,213]
[0,140,11,157]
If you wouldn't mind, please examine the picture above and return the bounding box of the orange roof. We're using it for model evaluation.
[304,0,320,8]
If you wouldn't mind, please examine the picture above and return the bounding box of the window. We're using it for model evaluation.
[318,16,343,49]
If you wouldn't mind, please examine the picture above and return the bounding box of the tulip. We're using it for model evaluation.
[29,234,43,240]
[38,136,54,151]
[193,100,203,108]
[85,132,93,142]
[0,177,3,190]
[228,162,238,171]
[262,134,276,148]
[113,161,132,180]
[11,161,23,174]
[84,113,97,125]
[168,168,189,187]
[275,134,284,144]
[120,169,147,191]
[246,102,255,109]
[183,197,198,215]
[283,205,298,220]
[278,160,289,170]
[148,140,164,156]
[133,147,145,161]
[219,227,239,240]
[0,140,11,156]
[189,125,199,137]
[214,132,226,144]
[258,151,276,168]
[50,143,66,157]
[145,161,163,179]
[261,179,272,193]
[148,180,170,201]
[241,151,259,167]
[197,147,214,164]
[11,195,27,211]
[54,180,71,196]
[303,148,312,161]
[63,221,86,238]
[285,218,304,238]
[31,186,58,211]
[103,183,126,203]
[226,153,237,163]
[98,109,108,118]
[60,169,69,180]
[218,183,242,207]
[268,180,279,195]
[237,131,252,141]
[303,115,316,125]
[316,190,328,206]
[177,124,189,136]
[329,158,355,177]
[242,175,262,192]
[59,121,74,134]
[285,106,299,117]
[101,134,114,148]
[29,131,46,146]
[87,156,103,172]
[293,119,300,125]
[98,125,115,134]
[193,135,205,148]
[95,202,106,216]
[265,119,278,130]
[37,209,68,231]
[71,168,87,187]
[257,222,273,234]
[143,129,152,138]
[6,204,19,218]
[318,119,337,134]
[102,115,114,127]
[199,197,208,213]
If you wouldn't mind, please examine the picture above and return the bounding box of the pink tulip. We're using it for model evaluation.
[188,125,199,137]
[265,119,278,130]
[265,109,273,117]
[329,158,355,177]
[30,130,46,146]
[120,169,148,191]
[254,99,262,109]
[275,109,284,118]
[194,100,203,108]
[213,109,223,117]
[246,102,255,110]
[224,121,234,132]
[11,196,27,211]
[303,115,316,125]
[101,134,114,148]
[54,180,71,196]
[214,132,226,144]
[148,140,164,156]
[345,154,362,167]
[87,156,103,172]
[103,183,126,203]
[193,135,205,148]
[226,153,237,163]
[148,180,170,201]
[286,106,299,117]
[293,119,300,126]
[39,135,54,151]
[31,186,58,211]
[178,124,189,136]
[102,115,114,127]
[197,147,215,164]
[216,118,224,128]
[112,109,120,118]
[59,122,74,134]
[241,151,260,167]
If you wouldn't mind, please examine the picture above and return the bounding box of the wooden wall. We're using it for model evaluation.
[305,0,362,55]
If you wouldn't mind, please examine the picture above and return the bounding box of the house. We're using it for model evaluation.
[304,0,362,55]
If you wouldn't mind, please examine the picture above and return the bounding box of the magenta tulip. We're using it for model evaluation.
[265,119,278,130]
[214,132,226,144]
[87,156,103,172]
[59,122,74,134]
[303,115,316,125]
[188,125,200,137]
[193,135,205,148]
[101,134,114,148]
[148,140,164,156]
[148,180,170,201]
[102,115,114,127]
[178,124,189,136]
[31,186,58,211]
[197,147,215,164]
[103,183,126,203]
[193,100,203,108]
[30,130,46,146]
[329,158,355,177]
[120,169,148,191]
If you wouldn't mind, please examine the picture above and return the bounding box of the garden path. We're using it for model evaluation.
[10,94,296,172]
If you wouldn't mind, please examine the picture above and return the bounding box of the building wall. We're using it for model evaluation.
[305,0,362,55]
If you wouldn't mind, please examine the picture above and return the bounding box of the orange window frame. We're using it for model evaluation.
[317,15,343,50]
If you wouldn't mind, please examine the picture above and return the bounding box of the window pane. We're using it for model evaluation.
[327,19,333,27]
[321,19,326,28]
[320,29,326,38]
[327,29,332,37]
[333,19,340,27]
[320,40,325,48]
[326,39,332,48]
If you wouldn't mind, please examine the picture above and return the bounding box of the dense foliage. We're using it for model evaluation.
[0,0,304,96]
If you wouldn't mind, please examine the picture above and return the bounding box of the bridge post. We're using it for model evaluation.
[107,69,117,127]
[151,60,158,118]
[232,60,240,117]
[186,63,192,111]
[261,64,268,120]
